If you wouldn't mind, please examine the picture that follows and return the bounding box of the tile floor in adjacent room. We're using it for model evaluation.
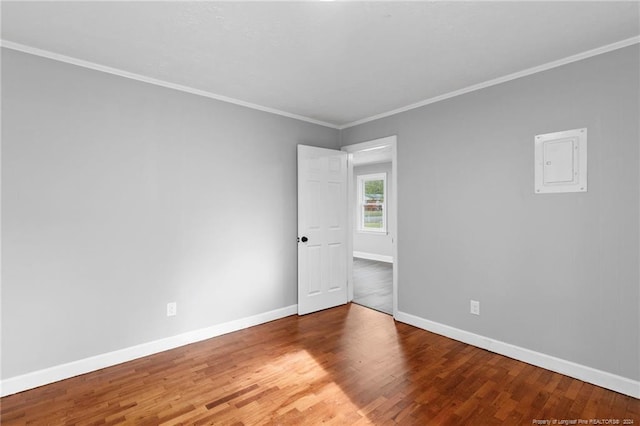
[352,257,393,315]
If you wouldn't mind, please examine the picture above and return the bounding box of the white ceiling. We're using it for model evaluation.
[2,1,639,128]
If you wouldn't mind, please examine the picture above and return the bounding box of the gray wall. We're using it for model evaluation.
[341,45,639,380]
[3,44,638,384]
[353,162,393,258]
[1,49,339,378]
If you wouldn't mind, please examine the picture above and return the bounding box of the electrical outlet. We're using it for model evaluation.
[167,302,177,317]
[470,300,480,316]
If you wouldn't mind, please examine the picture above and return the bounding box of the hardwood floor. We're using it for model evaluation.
[1,304,638,425]
[353,257,393,315]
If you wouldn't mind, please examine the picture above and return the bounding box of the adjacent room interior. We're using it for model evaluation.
[1,1,639,424]
[350,145,394,315]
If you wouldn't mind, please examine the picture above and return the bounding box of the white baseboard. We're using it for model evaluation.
[353,251,393,263]
[0,305,298,397]
[395,311,640,399]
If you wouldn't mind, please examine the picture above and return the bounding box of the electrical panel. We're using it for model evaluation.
[534,128,587,194]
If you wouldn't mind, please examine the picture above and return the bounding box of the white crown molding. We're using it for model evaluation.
[2,36,639,133]
[339,35,640,129]
[0,40,340,130]
[395,311,640,399]
[0,304,298,397]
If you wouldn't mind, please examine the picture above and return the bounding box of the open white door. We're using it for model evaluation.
[297,145,348,315]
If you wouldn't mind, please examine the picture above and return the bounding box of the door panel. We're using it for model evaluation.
[307,246,322,295]
[328,243,344,291]
[297,145,348,315]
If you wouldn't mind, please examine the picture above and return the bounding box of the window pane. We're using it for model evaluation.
[363,206,383,228]
[363,179,384,229]
[364,180,384,202]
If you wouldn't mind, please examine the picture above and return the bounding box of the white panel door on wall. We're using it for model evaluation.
[297,145,348,315]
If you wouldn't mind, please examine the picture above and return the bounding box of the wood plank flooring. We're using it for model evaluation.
[1,304,638,425]
[352,258,393,315]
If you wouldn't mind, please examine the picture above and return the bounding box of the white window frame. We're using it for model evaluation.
[357,173,387,234]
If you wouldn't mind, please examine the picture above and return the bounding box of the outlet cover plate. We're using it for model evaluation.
[167,302,177,317]
[470,300,480,316]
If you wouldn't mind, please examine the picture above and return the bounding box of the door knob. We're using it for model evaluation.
[301,236,308,242]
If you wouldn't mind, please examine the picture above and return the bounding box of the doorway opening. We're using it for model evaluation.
[342,136,398,317]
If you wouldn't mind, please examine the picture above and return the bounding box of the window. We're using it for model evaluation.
[357,173,387,233]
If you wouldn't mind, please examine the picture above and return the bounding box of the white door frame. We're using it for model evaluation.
[341,135,398,318]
